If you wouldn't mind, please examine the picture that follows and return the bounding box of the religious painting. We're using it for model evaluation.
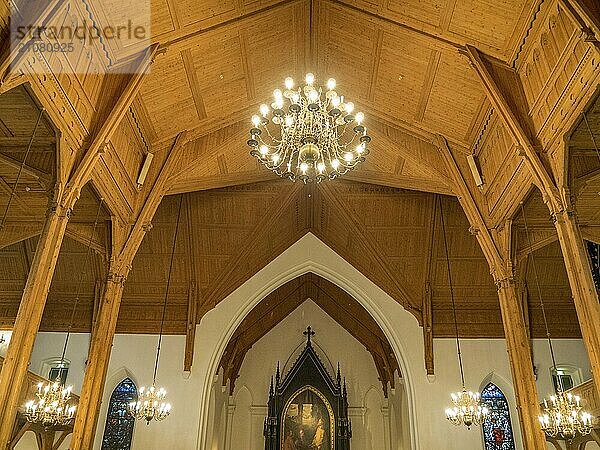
[281,387,334,450]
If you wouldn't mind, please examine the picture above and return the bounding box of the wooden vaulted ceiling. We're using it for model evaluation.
[219,273,400,396]
[0,0,598,356]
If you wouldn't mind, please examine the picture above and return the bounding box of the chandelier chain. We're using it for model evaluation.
[0,108,44,229]
[439,197,465,388]
[60,197,104,366]
[153,195,183,384]
[582,112,600,166]
[519,202,559,383]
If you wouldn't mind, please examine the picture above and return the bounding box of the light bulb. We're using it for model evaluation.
[344,152,353,162]
[272,154,280,164]
[291,92,300,103]
[308,90,319,102]
[259,145,269,155]
[285,115,294,127]
[285,77,294,90]
[273,89,283,99]
[251,115,261,127]
[327,78,336,90]
[331,96,341,108]
[317,162,325,173]
[345,102,354,113]
[275,98,284,109]
[260,104,269,116]
[305,73,315,85]
[331,159,340,170]
[300,162,309,173]
[355,112,364,124]
[356,143,364,154]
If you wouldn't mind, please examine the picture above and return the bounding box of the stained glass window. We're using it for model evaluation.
[101,378,137,450]
[481,383,515,450]
[587,241,600,290]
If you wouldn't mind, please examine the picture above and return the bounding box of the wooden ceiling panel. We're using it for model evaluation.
[317,3,379,102]
[385,0,449,29]
[150,0,177,36]
[447,0,530,54]
[244,3,307,99]
[174,0,238,29]
[373,31,432,121]
[138,53,197,139]
[422,53,486,143]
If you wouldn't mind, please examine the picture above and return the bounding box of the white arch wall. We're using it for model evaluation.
[219,300,401,450]
[16,232,591,450]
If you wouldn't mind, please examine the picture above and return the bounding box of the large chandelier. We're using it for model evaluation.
[247,73,370,183]
[446,389,489,428]
[24,379,76,426]
[438,198,489,429]
[128,385,171,424]
[539,390,593,439]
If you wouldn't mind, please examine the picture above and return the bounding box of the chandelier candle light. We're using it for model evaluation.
[248,73,370,183]
[129,197,184,424]
[519,203,594,440]
[439,198,489,429]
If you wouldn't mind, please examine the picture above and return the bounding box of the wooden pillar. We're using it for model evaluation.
[553,210,600,396]
[70,267,127,450]
[0,200,71,448]
[496,277,547,450]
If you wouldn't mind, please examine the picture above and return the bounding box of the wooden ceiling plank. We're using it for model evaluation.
[0,153,52,187]
[181,49,208,121]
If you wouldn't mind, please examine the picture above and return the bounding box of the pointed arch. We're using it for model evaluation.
[100,377,137,450]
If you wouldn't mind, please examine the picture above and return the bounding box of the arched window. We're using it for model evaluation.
[101,378,137,450]
[481,383,515,450]
[587,241,600,289]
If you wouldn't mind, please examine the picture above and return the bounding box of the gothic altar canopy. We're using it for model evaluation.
[264,327,351,450]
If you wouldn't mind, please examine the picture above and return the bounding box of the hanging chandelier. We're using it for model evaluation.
[24,379,76,426]
[445,389,489,428]
[438,197,489,429]
[128,385,171,424]
[247,73,370,183]
[129,197,183,424]
[539,391,593,439]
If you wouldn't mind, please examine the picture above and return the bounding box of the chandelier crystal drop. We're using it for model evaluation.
[445,389,489,429]
[128,384,171,425]
[24,379,76,426]
[248,73,371,183]
[539,390,593,440]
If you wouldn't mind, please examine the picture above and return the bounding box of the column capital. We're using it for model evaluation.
[495,276,518,291]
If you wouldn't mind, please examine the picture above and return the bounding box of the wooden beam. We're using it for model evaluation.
[435,135,507,277]
[462,45,564,213]
[0,190,72,445]
[168,171,275,194]
[184,282,197,372]
[63,44,159,205]
[422,196,436,376]
[344,171,455,196]
[0,153,52,186]
[70,132,188,450]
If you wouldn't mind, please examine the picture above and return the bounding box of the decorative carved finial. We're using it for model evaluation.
[303,326,315,345]
[275,362,280,387]
[269,376,274,396]
[337,363,341,387]
[343,377,347,397]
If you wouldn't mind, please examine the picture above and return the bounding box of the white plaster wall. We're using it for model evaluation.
[12,234,594,450]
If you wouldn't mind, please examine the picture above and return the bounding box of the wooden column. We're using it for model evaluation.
[70,267,127,450]
[0,200,72,448]
[553,210,600,396]
[496,277,547,450]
